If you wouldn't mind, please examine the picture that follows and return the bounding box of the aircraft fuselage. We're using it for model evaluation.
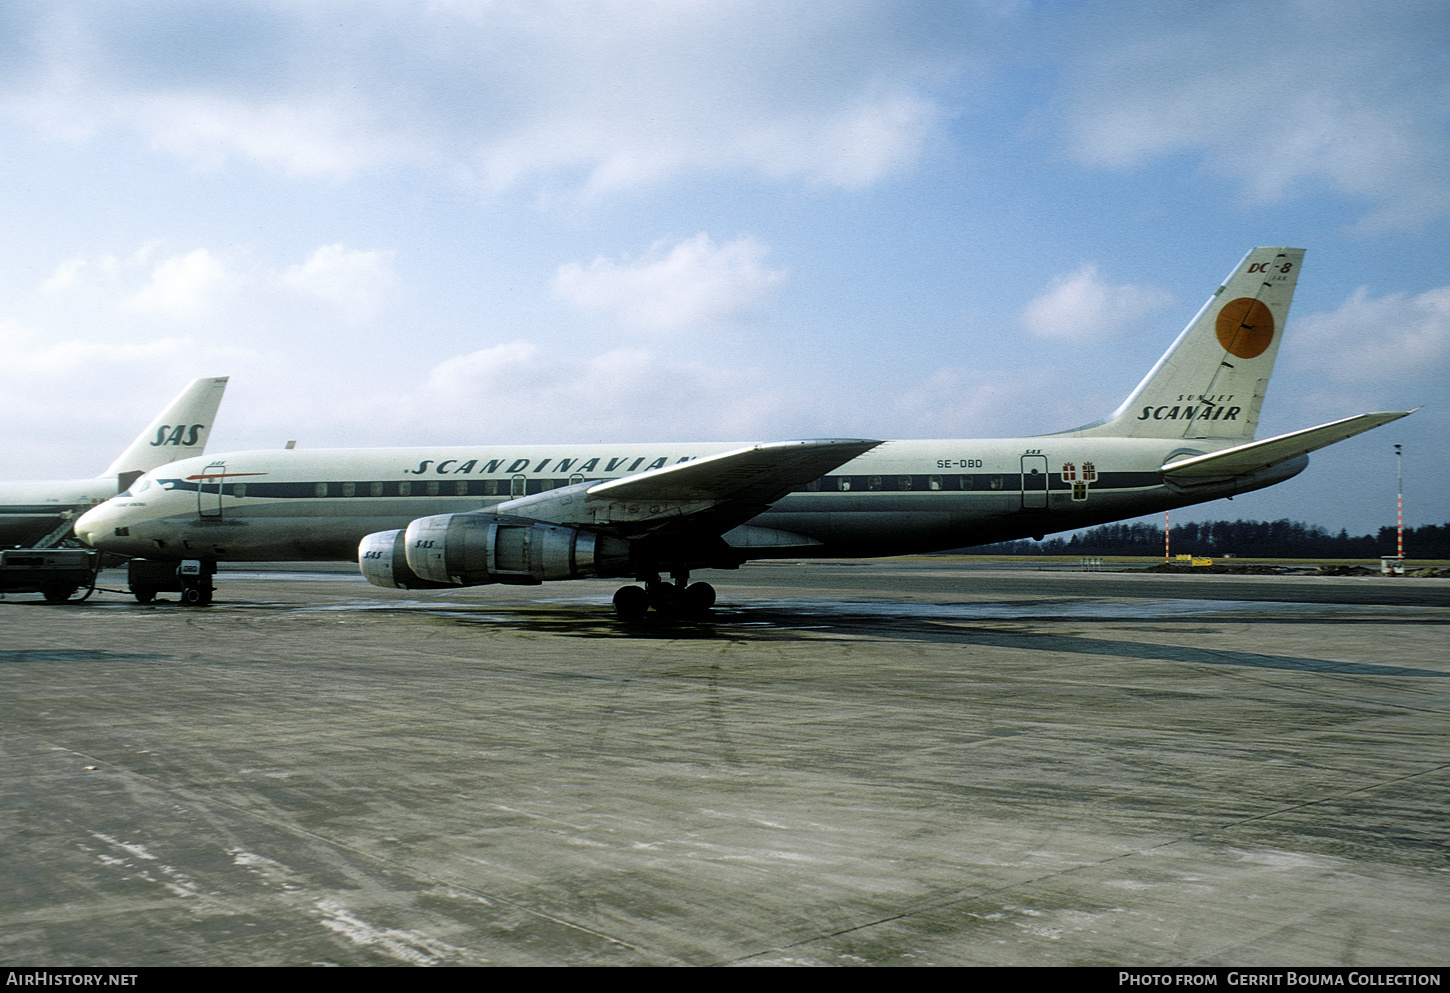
[77,437,1306,563]
[0,479,115,547]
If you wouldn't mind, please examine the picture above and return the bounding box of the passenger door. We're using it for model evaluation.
[197,462,225,518]
[1021,455,1048,510]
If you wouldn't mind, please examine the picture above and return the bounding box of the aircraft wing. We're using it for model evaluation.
[492,438,881,536]
[1161,410,1413,479]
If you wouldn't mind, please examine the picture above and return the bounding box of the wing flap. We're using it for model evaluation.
[590,438,879,502]
[1162,410,1413,479]
[493,438,879,534]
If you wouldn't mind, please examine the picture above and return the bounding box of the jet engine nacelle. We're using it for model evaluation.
[358,528,458,590]
[377,512,633,587]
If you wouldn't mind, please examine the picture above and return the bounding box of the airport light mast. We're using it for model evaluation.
[1395,444,1404,562]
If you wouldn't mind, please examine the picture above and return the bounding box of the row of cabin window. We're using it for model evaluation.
[223,476,585,499]
[798,474,1007,492]
[220,472,1017,500]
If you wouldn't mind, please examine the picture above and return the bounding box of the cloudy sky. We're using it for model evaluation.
[1,0,1445,535]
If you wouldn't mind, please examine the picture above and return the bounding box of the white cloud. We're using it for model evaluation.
[1058,2,1450,230]
[0,3,971,192]
[0,318,251,478]
[1290,285,1450,384]
[887,361,1139,439]
[40,255,88,294]
[554,233,785,332]
[0,319,190,379]
[1020,265,1174,342]
[483,80,941,198]
[282,244,399,323]
[38,241,399,327]
[894,367,1046,437]
[125,248,233,319]
[366,340,788,444]
[424,341,543,400]
[138,92,400,179]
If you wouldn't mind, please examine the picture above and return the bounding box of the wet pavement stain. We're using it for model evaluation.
[0,649,174,664]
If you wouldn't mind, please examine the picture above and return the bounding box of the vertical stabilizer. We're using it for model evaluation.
[103,377,229,491]
[1071,247,1303,441]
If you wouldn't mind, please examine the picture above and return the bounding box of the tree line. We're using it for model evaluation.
[960,520,1450,559]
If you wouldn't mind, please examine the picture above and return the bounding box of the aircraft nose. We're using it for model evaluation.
[75,503,114,548]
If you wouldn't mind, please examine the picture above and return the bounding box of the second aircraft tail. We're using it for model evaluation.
[103,376,229,491]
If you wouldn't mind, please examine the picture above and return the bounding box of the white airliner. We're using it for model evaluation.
[76,249,1409,616]
[1,377,229,549]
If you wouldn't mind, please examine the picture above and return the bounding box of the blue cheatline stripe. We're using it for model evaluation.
[159,470,1166,500]
[793,472,1161,493]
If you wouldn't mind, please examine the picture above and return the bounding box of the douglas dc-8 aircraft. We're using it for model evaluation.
[1,377,228,548]
[77,249,1409,616]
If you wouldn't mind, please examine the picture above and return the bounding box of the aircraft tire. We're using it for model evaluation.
[613,585,649,621]
[682,582,716,614]
[647,581,680,614]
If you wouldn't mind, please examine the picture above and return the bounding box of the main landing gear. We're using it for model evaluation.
[612,569,715,621]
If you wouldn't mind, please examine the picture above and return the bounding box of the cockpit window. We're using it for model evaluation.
[118,476,155,498]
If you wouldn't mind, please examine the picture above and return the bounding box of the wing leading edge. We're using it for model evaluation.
[490,438,881,535]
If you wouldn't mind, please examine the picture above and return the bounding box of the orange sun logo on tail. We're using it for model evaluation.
[1215,297,1275,358]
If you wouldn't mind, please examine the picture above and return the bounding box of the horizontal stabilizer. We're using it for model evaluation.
[1162,411,1413,479]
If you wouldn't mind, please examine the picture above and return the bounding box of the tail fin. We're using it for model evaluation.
[103,376,229,491]
[1070,247,1304,440]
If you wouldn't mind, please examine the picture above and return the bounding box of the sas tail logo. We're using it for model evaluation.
[150,424,207,447]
